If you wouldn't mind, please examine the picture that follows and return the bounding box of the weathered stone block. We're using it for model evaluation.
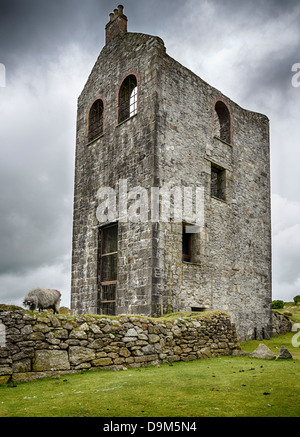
[90,324,102,334]
[126,328,138,337]
[32,350,70,371]
[69,330,87,340]
[21,325,33,335]
[69,346,95,365]
[0,366,12,376]
[52,329,69,339]
[91,357,113,367]
[12,358,31,373]
[148,334,160,344]
[88,339,104,349]
[122,337,137,343]
[119,347,131,357]
[142,344,155,355]
[134,354,158,363]
[33,324,50,333]
[28,332,45,341]
[77,322,89,331]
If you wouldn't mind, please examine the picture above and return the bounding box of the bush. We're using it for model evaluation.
[293,295,300,305]
[272,300,285,309]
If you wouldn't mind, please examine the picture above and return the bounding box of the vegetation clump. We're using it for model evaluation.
[0,304,24,312]
[272,300,284,309]
[293,295,300,305]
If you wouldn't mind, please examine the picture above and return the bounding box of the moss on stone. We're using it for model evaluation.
[158,310,228,322]
[0,304,24,312]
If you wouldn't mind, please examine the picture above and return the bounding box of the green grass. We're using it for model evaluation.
[0,355,299,417]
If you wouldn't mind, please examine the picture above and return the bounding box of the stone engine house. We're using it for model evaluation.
[71,6,272,340]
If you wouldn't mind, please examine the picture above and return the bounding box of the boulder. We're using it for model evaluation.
[249,343,275,359]
[276,345,293,359]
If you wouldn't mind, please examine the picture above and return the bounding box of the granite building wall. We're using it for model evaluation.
[71,7,272,341]
[71,32,165,316]
[152,52,272,340]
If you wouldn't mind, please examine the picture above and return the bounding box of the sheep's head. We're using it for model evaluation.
[23,300,36,311]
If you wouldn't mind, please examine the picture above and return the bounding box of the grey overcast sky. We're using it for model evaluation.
[0,0,299,308]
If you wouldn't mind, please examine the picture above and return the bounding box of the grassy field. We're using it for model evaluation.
[0,304,299,418]
[0,354,299,417]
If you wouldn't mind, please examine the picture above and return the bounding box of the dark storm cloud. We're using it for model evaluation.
[209,0,300,22]
[0,0,186,73]
[3,0,297,78]
[0,0,190,306]
[0,0,113,73]
[0,73,74,275]
[232,3,300,108]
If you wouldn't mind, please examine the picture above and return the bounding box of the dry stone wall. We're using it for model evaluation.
[0,305,238,383]
[272,311,292,336]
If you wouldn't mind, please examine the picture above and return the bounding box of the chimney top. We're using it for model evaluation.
[105,5,128,45]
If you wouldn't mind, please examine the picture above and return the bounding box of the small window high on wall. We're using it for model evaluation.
[214,100,231,144]
[211,163,226,201]
[118,75,137,123]
[88,99,104,142]
[182,225,192,262]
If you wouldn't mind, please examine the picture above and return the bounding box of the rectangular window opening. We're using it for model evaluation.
[98,223,118,315]
[211,164,226,201]
[182,225,192,262]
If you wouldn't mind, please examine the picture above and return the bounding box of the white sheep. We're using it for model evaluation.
[23,288,61,314]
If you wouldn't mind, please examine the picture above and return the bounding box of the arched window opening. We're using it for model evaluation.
[118,75,137,123]
[88,99,103,142]
[214,101,231,144]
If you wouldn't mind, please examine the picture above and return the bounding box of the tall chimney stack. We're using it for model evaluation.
[105,5,128,45]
